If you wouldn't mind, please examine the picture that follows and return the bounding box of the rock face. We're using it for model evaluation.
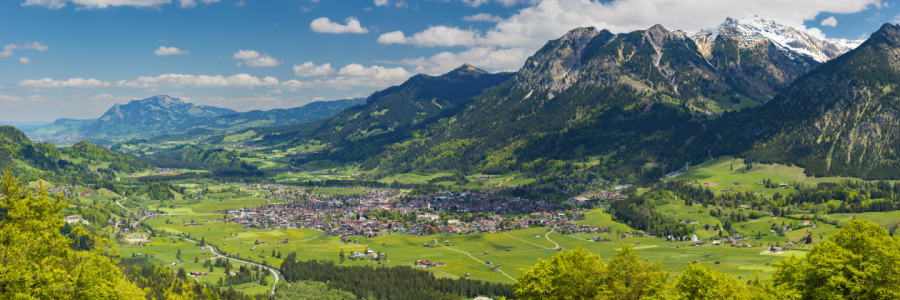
[692,16,863,63]
[730,23,900,179]
[512,16,864,104]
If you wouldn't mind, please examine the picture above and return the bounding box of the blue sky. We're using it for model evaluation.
[0,0,896,122]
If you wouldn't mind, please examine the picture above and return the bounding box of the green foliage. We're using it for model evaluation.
[515,245,667,300]
[772,219,900,299]
[280,252,514,300]
[672,264,747,300]
[0,171,145,299]
[273,281,357,300]
[63,141,148,174]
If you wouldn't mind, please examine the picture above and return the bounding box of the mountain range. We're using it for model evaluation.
[244,16,900,182]
[27,95,364,140]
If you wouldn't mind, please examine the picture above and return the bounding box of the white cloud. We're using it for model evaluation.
[310,17,370,34]
[406,26,480,47]
[90,93,115,100]
[281,64,412,91]
[293,61,335,77]
[177,0,220,8]
[0,94,23,101]
[232,50,280,67]
[377,31,408,44]
[22,0,222,9]
[22,41,48,52]
[387,47,530,75]
[821,16,838,27]
[19,73,280,88]
[1,44,18,58]
[268,89,282,94]
[19,57,32,64]
[153,46,190,56]
[463,13,504,22]
[1,42,47,58]
[374,0,388,6]
[461,0,534,7]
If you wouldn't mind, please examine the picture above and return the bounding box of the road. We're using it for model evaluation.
[180,236,287,294]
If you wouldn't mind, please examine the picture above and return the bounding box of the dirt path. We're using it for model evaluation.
[430,240,518,282]
[503,232,553,249]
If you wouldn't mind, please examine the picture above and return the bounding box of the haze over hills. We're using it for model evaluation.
[26,95,365,141]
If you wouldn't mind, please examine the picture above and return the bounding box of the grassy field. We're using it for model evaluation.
[120,196,816,286]
[668,156,854,197]
[119,236,274,295]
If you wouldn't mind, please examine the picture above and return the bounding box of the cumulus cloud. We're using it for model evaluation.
[310,17,369,34]
[154,46,190,56]
[293,61,335,77]
[90,93,115,100]
[22,0,222,9]
[463,13,505,22]
[0,94,23,101]
[19,57,32,64]
[177,0,220,8]
[1,42,48,58]
[377,31,408,44]
[821,16,838,27]
[461,0,534,7]
[374,0,389,6]
[22,41,48,52]
[281,64,412,91]
[386,47,530,75]
[19,73,280,88]
[401,26,480,47]
[1,44,18,58]
[232,50,280,67]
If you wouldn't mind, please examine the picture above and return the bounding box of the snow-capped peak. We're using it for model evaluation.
[691,15,865,63]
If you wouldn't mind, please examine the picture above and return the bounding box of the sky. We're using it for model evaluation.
[0,0,896,122]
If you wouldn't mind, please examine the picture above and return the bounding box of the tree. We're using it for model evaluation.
[672,263,746,300]
[515,246,605,299]
[339,249,346,264]
[601,244,668,300]
[176,248,182,261]
[772,220,900,299]
[0,171,144,299]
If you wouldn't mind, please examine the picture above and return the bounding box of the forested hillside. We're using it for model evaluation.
[710,23,900,180]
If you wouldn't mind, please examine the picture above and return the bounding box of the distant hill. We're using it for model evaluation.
[251,64,514,146]
[26,95,364,140]
[0,125,146,174]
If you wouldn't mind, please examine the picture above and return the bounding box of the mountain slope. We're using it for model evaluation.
[86,95,236,136]
[304,18,864,182]
[286,64,514,144]
[719,23,900,179]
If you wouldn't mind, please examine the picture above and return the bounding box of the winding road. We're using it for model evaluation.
[180,236,287,295]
